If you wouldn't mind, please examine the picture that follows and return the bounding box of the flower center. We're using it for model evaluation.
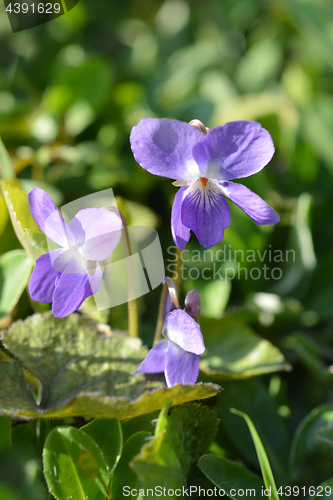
[199,177,208,188]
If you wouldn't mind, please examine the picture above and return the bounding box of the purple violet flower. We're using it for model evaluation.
[28,187,122,317]
[135,309,205,387]
[130,118,280,249]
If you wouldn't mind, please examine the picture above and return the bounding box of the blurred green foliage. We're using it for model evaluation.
[1,0,333,496]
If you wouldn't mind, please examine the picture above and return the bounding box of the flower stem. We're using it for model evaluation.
[105,207,139,338]
[153,278,179,345]
[173,246,183,292]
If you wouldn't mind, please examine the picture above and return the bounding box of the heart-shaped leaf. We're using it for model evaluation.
[0,312,220,419]
[200,316,290,378]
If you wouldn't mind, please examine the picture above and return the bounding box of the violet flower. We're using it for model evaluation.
[130,118,280,249]
[135,308,205,387]
[28,188,122,317]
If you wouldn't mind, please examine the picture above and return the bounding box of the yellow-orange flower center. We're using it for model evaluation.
[200,177,208,188]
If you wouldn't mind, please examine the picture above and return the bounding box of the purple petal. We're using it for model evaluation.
[163,309,205,355]
[135,339,168,374]
[51,248,85,274]
[181,179,230,249]
[52,272,92,317]
[87,263,103,295]
[192,121,275,181]
[28,188,68,247]
[184,290,201,319]
[171,185,191,250]
[130,118,204,182]
[28,250,62,303]
[68,208,122,262]
[165,341,200,387]
[220,181,280,225]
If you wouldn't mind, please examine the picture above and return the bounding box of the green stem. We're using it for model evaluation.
[153,278,179,345]
[173,246,183,292]
[104,207,139,338]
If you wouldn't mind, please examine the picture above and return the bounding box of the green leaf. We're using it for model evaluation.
[280,0,333,69]
[43,57,113,136]
[131,403,218,492]
[231,408,279,500]
[111,431,151,500]
[43,426,109,500]
[44,57,113,114]
[216,379,288,483]
[121,411,159,444]
[0,484,21,500]
[167,404,218,469]
[0,179,47,262]
[290,404,333,485]
[131,424,185,494]
[0,250,32,320]
[0,360,38,416]
[199,316,290,378]
[236,38,282,92]
[0,416,11,451]
[78,294,110,323]
[154,400,172,436]
[0,312,220,419]
[0,137,14,180]
[80,418,123,474]
[316,426,333,445]
[199,454,264,499]
[0,194,8,240]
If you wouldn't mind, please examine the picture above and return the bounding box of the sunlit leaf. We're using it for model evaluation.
[0,250,32,320]
[0,136,14,180]
[0,179,47,262]
[199,316,290,378]
[0,193,8,240]
[43,426,109,500]
[0,312,220,419]
[0,360,38,415]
